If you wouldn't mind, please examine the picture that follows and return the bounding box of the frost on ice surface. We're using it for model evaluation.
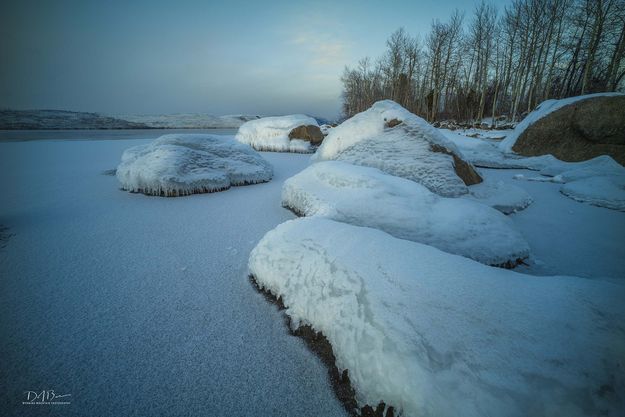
[249,217,625,417]
[282,161,529,266]
[116,134,272,196]
[499,92,624,153]
[465,180,533,214]
[235,114,321,153]
[313,100,482,197]
[536,155,625,181]
[561,176,625,211]
[514,155,625,211]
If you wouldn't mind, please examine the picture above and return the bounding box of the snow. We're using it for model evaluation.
[514,155,625,211]
[116,113,261,129]
[442,128,625,212]
[235,114,320,153]
[440,128,560,170]
[465,179,533,214]
[0,135,347,417]
[249,217,625,417]
[499,92,624,153]
[319,124,333,135]
[282,161,529,265]
[561,175,625,212]
[116,134,273,196]
[313,100,475,197]
[481,168,625,279]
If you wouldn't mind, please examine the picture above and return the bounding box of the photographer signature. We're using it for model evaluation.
[23,390,71,405]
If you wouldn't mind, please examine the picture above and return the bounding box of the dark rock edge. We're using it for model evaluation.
[249,275,396,417]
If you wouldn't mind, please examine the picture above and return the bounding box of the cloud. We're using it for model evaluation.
[287,31,349,68]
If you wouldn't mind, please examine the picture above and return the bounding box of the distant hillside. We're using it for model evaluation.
[0,110,149,130]
[116,113,261,129]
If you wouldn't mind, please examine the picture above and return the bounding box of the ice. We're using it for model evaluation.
[116,134,273,196]
[561,175,625,212]
[0,137,346,417]
[313,100,479,197]
[465,180,533,214]
[249,217,625,417]
[499,92,624,153]
[440,128,561,170]
[514,155,625,211]
[282,161,529,266]
[235,114,320,153]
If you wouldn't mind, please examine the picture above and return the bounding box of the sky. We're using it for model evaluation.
[0,0,503,119]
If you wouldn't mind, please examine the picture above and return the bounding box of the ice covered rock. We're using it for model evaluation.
[282,161,528,266]
[235,115,323,153]
[249,217,625,417]
[116,134,272,196]
[313,100,482,197]
[499,93,625,164]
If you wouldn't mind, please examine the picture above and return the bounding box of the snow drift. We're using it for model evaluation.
[116,134,272,196]
[282,161,529,266]
[249,217,625,417]
[312,100,482,197]
[235,115,322,153]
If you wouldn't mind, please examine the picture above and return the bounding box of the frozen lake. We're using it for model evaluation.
[0,133,346,416]
[0,128,239,142]
[1,131,623,416]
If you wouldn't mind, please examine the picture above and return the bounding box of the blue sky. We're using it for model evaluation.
[0,0,504,119]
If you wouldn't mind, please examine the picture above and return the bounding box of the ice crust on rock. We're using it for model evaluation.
[282,161,529,266]
[313,100,481,197]
[116,134,272,196]
[249,217,625,417]
[235,114,320,153]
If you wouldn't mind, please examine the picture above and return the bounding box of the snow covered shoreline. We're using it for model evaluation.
[1,127,624,417]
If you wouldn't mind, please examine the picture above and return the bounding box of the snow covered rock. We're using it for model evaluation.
[116,134,272,196]
[235,115,323,153]
[499,93,625,164]
[319,124,333,135]
[249,217,625,417]
[313,100,482,197]
[282,161,529,266]
[465,180,533,214]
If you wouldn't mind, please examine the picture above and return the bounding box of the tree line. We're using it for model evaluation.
[341,0,625,124]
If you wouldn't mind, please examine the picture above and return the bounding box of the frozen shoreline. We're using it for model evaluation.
[1,132,623,415]
[0,137,346,417]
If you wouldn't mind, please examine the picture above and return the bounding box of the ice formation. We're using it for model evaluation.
[116,134,272,196]
[235,115,321,153]
[312,100,482,197]
[282,161,529,266]
[249,217,625,417]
